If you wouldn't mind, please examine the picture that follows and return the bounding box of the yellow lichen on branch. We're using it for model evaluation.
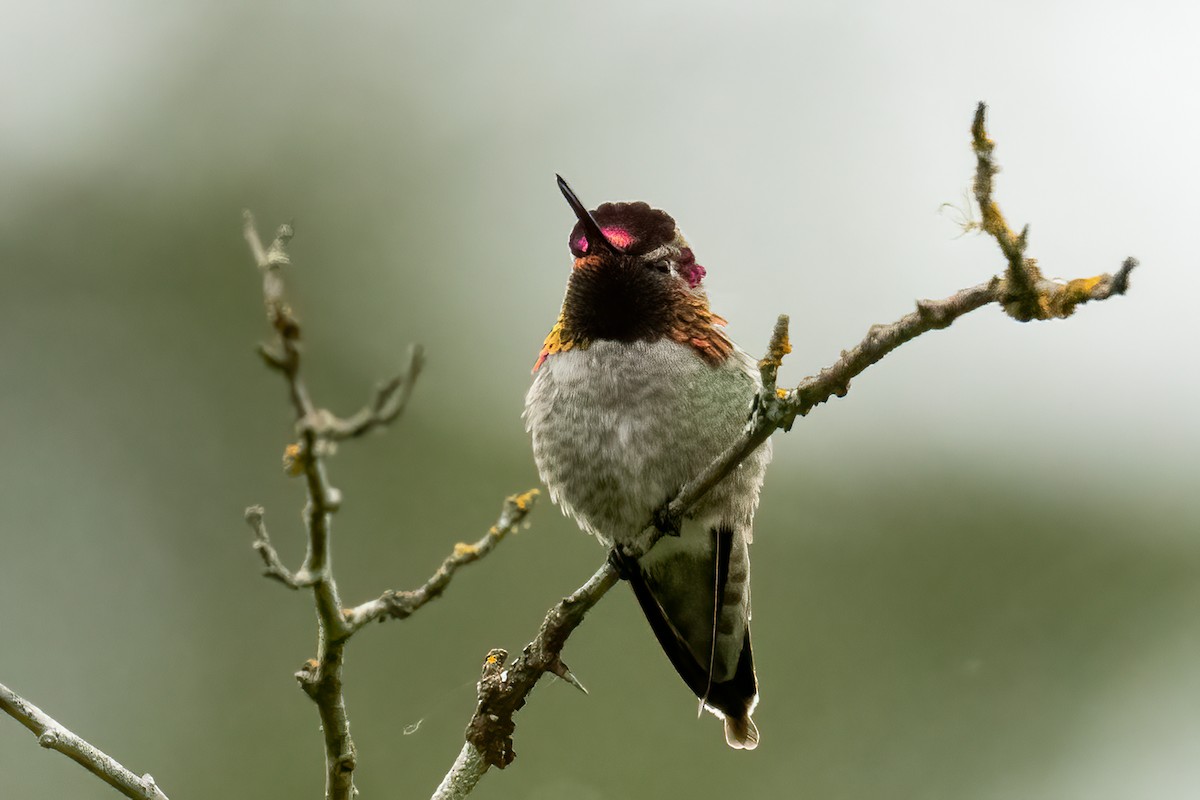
[758,319,792,373]
[970,102,1138,323]
[757,314,793,402]
[1019,261,1137,321]
[969,103,1010,242]
[511,489,540,512]
[282,442,305,476]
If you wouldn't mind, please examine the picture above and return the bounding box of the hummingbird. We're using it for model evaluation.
[523,176,773,749]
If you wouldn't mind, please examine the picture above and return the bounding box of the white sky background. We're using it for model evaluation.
[2,2,1197,797]
[4,0,1194,468]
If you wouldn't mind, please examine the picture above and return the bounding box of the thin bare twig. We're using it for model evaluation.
[0,681,169,800]
[324,344,426,440]
[431,102,1138,798]
[244,505,314,588]
[342,490,539,633]
[788,281,999,415]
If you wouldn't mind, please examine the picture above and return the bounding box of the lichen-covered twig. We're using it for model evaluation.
[968,101,1138,322]
[431,102,1137,799]
[342,490,539,633]
[784,102,1136,416]
[0,681,169,800]
[787,281,998,415]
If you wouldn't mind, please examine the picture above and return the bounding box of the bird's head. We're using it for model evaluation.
[533,176,730,371]
[560,173,708,295]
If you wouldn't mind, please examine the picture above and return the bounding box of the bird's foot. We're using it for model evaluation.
[607,545,639,581]
[653,504,682,538]
[746,391,762,423]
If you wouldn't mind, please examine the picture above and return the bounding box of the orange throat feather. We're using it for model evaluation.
[533,301,732,373]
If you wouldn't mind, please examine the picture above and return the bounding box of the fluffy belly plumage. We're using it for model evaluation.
[523,338,770,545]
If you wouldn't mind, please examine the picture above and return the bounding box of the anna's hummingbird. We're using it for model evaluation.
[523,176,773,749]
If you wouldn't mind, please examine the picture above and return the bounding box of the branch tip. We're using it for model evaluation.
[962,107,1138,322]
[508,488,540,515]
[757,314,792,378]
[547,659,589,695]
[244,504,310,589]
[971,101,992,152]
[0,681,171,800]
[302,341,426,442]
[1112,257,1138,295]
[339,489,541,633]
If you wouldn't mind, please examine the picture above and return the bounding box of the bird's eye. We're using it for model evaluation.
[652,260,671,274]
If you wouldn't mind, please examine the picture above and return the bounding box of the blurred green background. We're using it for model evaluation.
[2,1,1198,798]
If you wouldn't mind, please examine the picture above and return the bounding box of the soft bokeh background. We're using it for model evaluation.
[3,2,1198,798]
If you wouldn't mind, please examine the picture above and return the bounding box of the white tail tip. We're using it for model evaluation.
[724,715,759,750]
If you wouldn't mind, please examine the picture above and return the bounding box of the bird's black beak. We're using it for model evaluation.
[556,174,620,254]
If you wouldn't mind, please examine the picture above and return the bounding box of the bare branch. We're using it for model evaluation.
[432,102,1138,797]
[342,490,539,633]
[322,344,426,440]
[462,564,620,773]
[432,742,490,800]
[244,505,314,589]
[242,213,533,800]
[243,211,303,390]
[0,681,169,800]
[242,213,355,800]
[787,281,999,415]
